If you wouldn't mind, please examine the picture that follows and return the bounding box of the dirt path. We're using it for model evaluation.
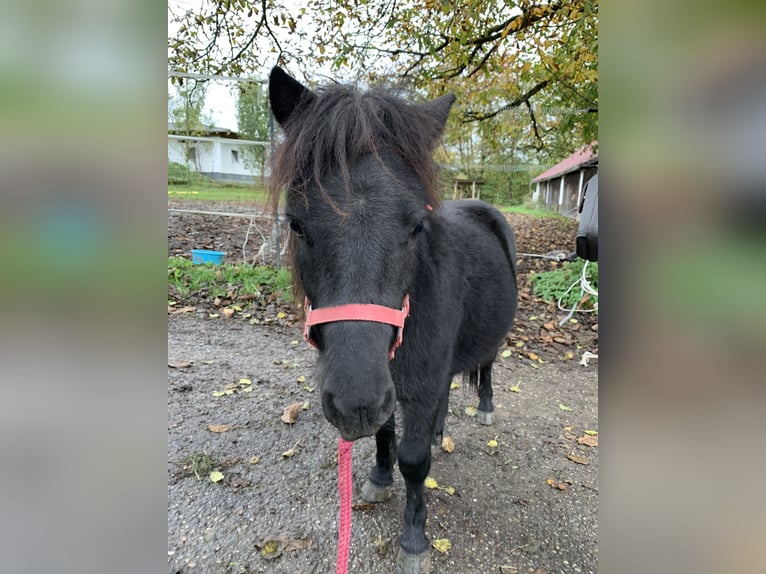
[168,315,598,574]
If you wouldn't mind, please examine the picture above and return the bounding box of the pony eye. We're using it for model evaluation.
[289,219,305,237]
[412,221,424,236]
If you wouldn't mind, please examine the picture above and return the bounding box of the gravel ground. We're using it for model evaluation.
[168,315,598,574]
[168,200,598,573]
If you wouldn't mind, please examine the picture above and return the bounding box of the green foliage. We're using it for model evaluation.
[168,257,292,303]
[528,259,598,310]
[169,0,598,160]
[235,82,271,178]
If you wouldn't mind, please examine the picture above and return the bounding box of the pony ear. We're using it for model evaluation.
[417,93,456,139]
[269,66,314,125]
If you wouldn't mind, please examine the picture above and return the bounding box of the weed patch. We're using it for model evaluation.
[528,259,598,311]
[168,257,292,306]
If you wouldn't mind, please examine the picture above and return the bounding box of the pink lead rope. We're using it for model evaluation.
[336,438,354,574]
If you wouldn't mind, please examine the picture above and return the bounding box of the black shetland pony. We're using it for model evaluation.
[269,67,517,574]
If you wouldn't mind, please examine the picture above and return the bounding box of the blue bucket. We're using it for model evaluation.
[191,249,226,265]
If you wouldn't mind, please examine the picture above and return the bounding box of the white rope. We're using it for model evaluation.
[557,260,599,326]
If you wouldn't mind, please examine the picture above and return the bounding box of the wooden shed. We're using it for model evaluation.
[531,143,598,217]
[451,177,485,200]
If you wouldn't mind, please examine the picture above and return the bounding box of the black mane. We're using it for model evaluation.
[270,82,447,210]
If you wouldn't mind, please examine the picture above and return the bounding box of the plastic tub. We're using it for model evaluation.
[191,249,226,265]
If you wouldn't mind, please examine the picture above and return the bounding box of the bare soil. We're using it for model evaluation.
[168,201,598,574]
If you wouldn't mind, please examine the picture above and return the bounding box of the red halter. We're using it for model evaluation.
[302,204,430,362]
[304,295,411,360]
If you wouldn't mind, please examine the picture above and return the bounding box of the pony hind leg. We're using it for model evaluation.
[431,377,452,447]
[476,361,495,426]
[361,411,397,503]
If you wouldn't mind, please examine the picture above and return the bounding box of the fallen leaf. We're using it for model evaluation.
[464,405,477,417]
[170,306,196,315]
[432,538,452,553]
[546,478,569,491]
[232,305,242,311]
[500,349,512,358]
[239,378,252,386]
[514,341,525,347]
[282,448,298,458]
[222,308,235,318]
[526,352,539,361]
[301,400,310,410]
[424,476,439,489]
[441,436,455,453]
[487,439,498,448]
[566,453,589,465]
[168,360,192,369]
[208,313,219,318]
[209,471,224,483]
[207,424,233,433]
[303,386,315,392]
[444,486,456,496]
[510,385,521,393]
[281,403,302,424]
[277,311,286,319]
[543,322,555,330]
[296,375,306,383]
[559,404,572,411]
[212,391,226,397]
[584,429,598,436]
[255,533,312,558]
[578,434,599,447]
[201,360,214,364]
[564,351,576,360]
[564,432,577,440]
[249,456,260,465]
[450,381,460,389]
[499,566,519,574]
[290,340,299,346]
[260,540,280,558]
[213,297,222,306]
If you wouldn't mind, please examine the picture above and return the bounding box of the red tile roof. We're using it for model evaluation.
[532,142,598,183]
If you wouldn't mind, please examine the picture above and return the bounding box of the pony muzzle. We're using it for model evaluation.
[321,382,396,441]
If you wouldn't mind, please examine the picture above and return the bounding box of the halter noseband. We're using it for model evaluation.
[303,295,411,361]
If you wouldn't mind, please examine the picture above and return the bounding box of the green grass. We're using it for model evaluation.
[168,257,292,303]
[168,184,270,203]
[179,451,219,481]
[528,259,598,310]
[498,204,566,218]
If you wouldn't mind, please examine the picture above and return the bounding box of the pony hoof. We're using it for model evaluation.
[396,547,431,574]
[476,410,493,425]
[361,479,394,503]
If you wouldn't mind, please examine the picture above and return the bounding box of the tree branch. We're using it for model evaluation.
[461,79,550,122]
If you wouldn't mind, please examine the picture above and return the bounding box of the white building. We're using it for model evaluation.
[168,123,270,184]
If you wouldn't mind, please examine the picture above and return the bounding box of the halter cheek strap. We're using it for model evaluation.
[304,295,411,360]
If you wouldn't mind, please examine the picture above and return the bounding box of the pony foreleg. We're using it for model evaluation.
[396,435,432,574]
[361,412,396,503]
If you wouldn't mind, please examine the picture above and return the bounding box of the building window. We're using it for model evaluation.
[231,149,239,163]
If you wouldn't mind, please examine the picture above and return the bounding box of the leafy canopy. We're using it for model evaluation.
[169,0,597,163]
